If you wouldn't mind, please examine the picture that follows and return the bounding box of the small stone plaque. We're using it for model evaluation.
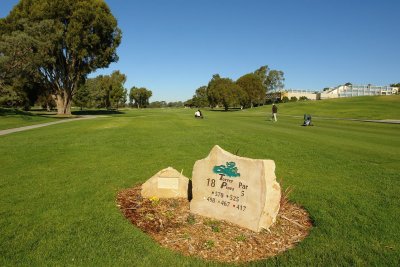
[158,178,179,189]
[141,167,189,198]
[190,145,281,232]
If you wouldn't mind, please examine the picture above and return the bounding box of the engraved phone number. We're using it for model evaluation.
[207,197,247,211]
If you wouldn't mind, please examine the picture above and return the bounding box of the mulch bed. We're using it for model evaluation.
[116,185,312,263]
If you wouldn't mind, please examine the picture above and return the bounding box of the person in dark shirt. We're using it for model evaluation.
[272,104,278,122]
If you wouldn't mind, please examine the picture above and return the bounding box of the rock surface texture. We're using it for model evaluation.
[190,145,281,231]
[141,167,189,198]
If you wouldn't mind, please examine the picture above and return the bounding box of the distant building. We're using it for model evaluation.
[282,89,317,100]
[318,84,398,100]
[266,89,317,102]
[266,84,398,102]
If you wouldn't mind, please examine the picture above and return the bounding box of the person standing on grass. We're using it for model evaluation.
[272,103,278,122]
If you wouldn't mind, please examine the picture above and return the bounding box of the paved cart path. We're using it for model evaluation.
[0,116,99,136]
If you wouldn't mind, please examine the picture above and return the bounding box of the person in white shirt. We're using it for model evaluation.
[194,110,203,118]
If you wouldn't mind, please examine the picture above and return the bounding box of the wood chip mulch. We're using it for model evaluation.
[116,185,312,263]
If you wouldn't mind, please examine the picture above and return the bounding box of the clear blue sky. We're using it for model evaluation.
[1,0,399,102]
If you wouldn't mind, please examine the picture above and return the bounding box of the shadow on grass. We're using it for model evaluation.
[0,108,72,121]
[72,109,124,115]
[0,108,33,116]
[1,108,126,120]
[208,108,242,112]
[1,108,125,117]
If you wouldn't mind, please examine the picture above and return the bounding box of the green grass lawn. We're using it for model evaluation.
[0,97,399,266]
[276,95,400,120]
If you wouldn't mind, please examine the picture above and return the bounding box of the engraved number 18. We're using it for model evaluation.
[207,178,215,187]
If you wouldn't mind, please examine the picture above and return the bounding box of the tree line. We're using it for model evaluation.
[184,66,285,110]
[73,72,153,110]
[0,65,154,111]
[1,1,397,113]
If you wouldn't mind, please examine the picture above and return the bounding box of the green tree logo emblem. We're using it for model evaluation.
[213,162,240,177]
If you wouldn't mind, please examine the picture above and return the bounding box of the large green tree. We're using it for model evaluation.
[86,71,127,110]
[0,84,27,108]
[207,75,246,111]
[266,70,285,92]
[108,71,127,110]
[254,66,285,92]
[207,74,222,108]
[254,65,269,89]
[0,75,42,110]
[189,86,209,107]
[0,0,122,115]
[73,83,91,110]
[129,87,152,108]
[236,73,264,107]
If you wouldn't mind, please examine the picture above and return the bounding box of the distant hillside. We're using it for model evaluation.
[272,95,400,120]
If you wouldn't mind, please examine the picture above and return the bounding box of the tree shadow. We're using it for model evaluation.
[72,109,124,115]
[0,108,68,121]
[1,108,125,118]
[208,108,242,112]
[0,108,33,116]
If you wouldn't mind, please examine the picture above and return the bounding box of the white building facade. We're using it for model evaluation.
[318,84,398,100]
[266,84,398,102]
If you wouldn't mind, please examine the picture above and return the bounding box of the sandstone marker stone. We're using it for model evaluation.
[190,145,281,231]
[141,167,189,198]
